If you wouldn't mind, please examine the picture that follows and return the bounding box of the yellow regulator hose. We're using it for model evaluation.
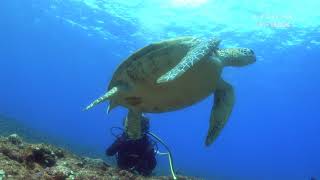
[147,132,177,180]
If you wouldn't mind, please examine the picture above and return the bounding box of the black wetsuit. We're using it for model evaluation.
[106,134,157,176]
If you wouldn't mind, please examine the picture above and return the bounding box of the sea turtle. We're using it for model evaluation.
[85,36,256,146]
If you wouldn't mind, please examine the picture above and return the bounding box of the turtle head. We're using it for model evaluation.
[217,48,256,67]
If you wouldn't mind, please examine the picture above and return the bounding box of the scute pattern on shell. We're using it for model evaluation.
[126,59,146,82]
[157,37,220,83]
[108,37,199,88]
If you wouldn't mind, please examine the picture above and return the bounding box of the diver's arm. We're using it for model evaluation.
[106,135,125,156]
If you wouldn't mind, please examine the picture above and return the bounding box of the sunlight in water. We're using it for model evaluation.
[46,0,320,52]
[170,0,208,7]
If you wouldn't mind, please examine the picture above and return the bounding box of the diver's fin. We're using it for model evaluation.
[125,109,143,140]
[157,38,220,83]
[205,79,234,146]
[84,86,119,111]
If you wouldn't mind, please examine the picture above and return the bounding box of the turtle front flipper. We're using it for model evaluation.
[157,38,221,83]
[205,79,234,146]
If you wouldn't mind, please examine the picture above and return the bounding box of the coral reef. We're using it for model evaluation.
[0,134,198,180]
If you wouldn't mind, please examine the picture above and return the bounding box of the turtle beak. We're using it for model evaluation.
[250,49,256,62]
[244,48,256,64]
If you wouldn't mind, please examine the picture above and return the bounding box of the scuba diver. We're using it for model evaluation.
[105,111,157,176]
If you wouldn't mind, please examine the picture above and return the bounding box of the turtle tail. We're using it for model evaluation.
[84,86,119,111]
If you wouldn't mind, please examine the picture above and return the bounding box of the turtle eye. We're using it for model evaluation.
[241,48,254,56]
[213,49,218,55]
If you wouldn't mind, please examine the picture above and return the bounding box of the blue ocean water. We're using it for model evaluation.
[0,0,319,179]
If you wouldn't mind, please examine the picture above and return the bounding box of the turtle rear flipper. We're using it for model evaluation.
[157,38,220,83]
[84,86,121,111]
[205,79,234,146]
